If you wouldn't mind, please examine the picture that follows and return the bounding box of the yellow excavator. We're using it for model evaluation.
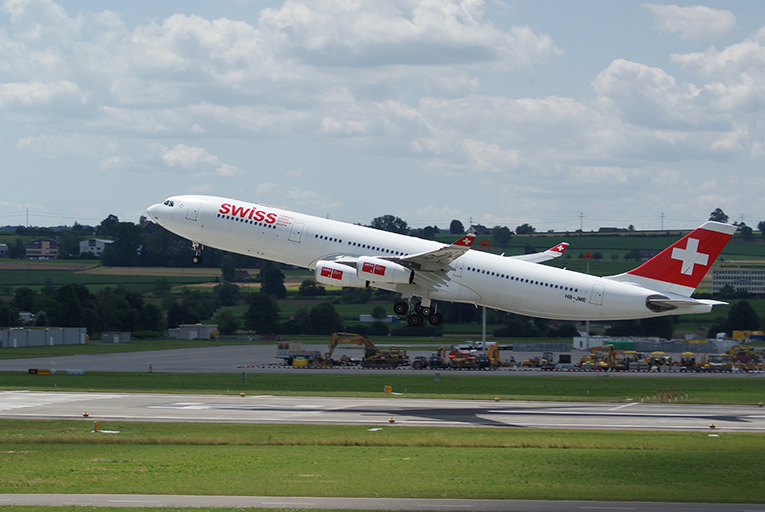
[326,332,409,368]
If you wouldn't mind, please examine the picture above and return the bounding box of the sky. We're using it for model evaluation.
[1,0,764,232]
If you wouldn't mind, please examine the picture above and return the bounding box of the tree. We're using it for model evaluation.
[243,293,280,334]
[309,302,344,334]
[421,225,438,239]
[516,223,536,235]
[221,255,237,282]
[214,281,241,306]
[450,219,464,235]
[371,305,387,319]
[758,221,765,238]
[298,279,320,297]
[709,208,728,223]
[101,222,142,266]
[738,222,753,241]
[262,267,287,298]
[12,287,38,313]
[492,225,512,246]
[96,214,120,237]
[725,300,760,332]
[8,239,24,259]
[370,214,408,235]
[214,309,239,335]
[59,230,81,257]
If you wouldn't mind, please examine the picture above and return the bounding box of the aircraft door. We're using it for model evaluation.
[185,202,201,221]
[589,284,605,306]
[453,258,464,278]
[288,222,305,243]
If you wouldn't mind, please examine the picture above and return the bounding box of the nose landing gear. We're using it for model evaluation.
[191,242,203,265]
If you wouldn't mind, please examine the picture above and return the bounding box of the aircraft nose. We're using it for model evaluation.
[146,203,162,221]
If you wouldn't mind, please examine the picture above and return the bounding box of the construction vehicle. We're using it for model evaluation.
[728,345,764,371]
[679,352,697,371]
[428,347,451,369]
[486,343,508,368]
[449,348,479,369]
[699,353,733,371]
[579,345,614,370]
[648,351,672,367]
[539,351,556,370]
[277,341,326,367]
[613,350,648,371]
[326,332,409,368]
[412,356,429,369]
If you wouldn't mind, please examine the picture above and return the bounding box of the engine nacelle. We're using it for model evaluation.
[356,256,413,285]
[315,261,369,288]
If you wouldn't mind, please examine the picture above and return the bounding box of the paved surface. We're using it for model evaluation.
[2,390,764,431]
[1,344,760,377]
[1,494,763,511]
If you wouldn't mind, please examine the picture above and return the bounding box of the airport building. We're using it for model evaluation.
[25,238,60,258]
[712,267,765,295]
[79,238,114,256]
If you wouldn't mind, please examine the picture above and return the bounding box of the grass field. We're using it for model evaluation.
[0,420,763,503]
[4,371,765,404]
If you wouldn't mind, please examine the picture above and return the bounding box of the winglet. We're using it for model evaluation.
[510,241,568,263]
[549,242,569,255]
[452,234,475,248]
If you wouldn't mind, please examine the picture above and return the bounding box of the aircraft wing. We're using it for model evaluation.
[397,235,476,272]
[510,242,569,263]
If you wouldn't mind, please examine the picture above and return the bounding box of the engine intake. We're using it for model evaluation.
[356,256,414,285]
[315,261,369,288]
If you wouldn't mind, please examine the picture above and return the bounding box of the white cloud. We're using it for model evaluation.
[0,80,85,108]
[259,0,562,70]
[160,144,240,176]
[642,3,737,42]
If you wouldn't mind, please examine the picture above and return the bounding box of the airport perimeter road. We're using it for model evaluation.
[1,391,764,431]
[1,493,764,511]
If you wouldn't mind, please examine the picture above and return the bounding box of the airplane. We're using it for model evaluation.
[147,195,737,327]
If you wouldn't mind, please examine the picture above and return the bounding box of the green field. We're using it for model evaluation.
[4,371,765,404]
[0,420,763,503]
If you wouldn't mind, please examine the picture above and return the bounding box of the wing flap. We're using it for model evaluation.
[399,234,475,271]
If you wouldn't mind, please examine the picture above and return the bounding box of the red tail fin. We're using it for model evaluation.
[620,221,736,295]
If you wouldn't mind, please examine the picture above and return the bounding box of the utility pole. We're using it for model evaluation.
[579,212,584,231]
[661,212,664,230]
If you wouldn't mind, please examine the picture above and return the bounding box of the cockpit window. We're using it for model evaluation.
[163,200,175,207]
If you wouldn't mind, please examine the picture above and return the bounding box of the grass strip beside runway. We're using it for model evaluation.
[2,370,764,404]
[0,420,763,503]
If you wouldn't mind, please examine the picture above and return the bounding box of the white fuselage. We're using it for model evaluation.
[147,195,712,321]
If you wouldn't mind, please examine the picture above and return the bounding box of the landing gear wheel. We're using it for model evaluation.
[420,305,433,317]
[407,314,424,327]
[191,254,203,265]
[428,312,444,326]
[393,301,409,315]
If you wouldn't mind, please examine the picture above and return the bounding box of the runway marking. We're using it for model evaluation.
[578,507,635,510]
[609,403,639,411]
[263,502,317,506]
[109,499,165,504]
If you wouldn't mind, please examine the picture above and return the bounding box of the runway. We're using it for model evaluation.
[1,493,763,512]
[1,390,764,431]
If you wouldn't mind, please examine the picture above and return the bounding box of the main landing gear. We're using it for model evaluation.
[394,300,444,327]
[191,242,203,265]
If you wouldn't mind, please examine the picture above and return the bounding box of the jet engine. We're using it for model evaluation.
[315,260,369,288]
[356,256,413,284]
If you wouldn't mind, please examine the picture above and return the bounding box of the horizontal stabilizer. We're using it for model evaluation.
[646,296,728,313]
